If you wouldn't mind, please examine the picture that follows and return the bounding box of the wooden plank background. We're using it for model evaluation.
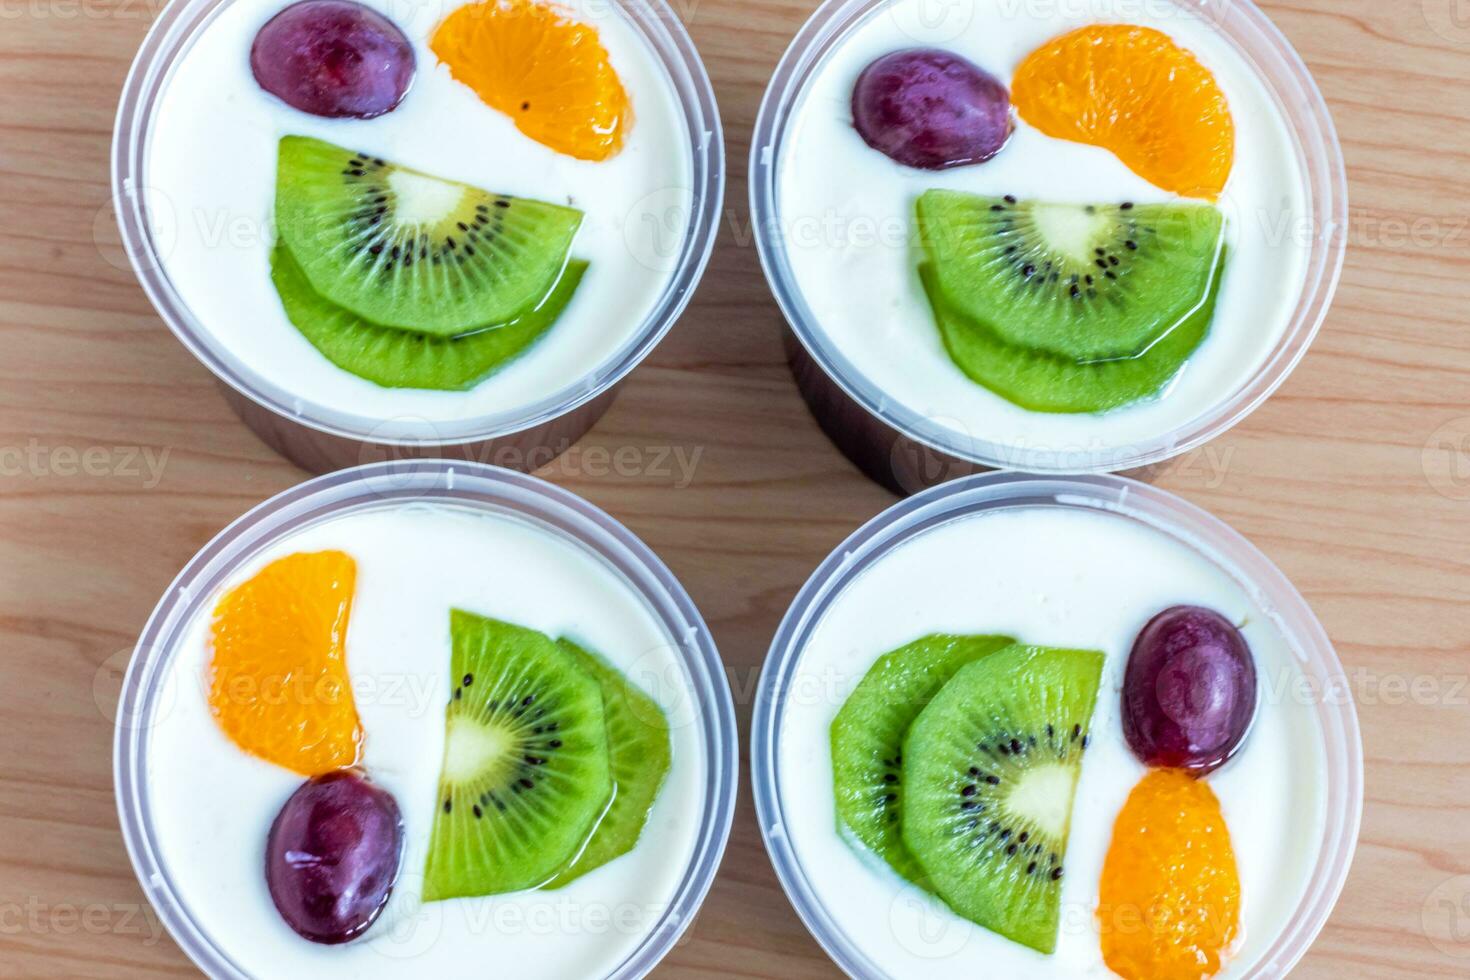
[2,0,1469,975]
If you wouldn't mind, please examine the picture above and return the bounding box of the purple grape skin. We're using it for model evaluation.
[1122,605,1258,775]
[266,770,404,945]
[250,0,414,120]
[851,48,1013,170]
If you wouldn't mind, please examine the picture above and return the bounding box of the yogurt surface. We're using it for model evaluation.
[775,0,1311,461]
[774,505,1327,978]
[145,502,707,977]
[145,0,692,431]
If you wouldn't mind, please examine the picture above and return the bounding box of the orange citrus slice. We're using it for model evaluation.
[1012,25,1234,200]
[208,550,362,776]
[1098,769,1242,980]
[431,0,631,162]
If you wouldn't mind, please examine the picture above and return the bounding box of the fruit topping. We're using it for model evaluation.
[266,770,404,944]
[208,550,362,776]
[914,188,1228,413]
[916,247,1224,414]
[852,48,1012,170]
[901,644,1104,954]
[432,0,631,162]
[1122,606,1257,774]
[1013,25,1234,200]
[270,242,587,389]
[541,638,671,888]
[274,136,583,337]
[251,0,414,120]
[422,611,613,901]
[916,191,1225,363]
[1099,769,1241,979]
[829,633,1015,882]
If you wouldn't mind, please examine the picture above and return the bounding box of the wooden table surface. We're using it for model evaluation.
[3,0,1470,975]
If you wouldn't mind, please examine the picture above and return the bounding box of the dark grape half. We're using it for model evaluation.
[1122,605,1258,774]
[265,769,404,944]
[251,0,414,119]
[851,48,1012,170]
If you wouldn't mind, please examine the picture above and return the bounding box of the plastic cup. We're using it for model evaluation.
[114,460,738,978]
[752,472,1363,977]
[112,0,723,474]
[750,0,1347,494]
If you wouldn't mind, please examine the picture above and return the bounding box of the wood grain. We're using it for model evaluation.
[2,0,1470,976]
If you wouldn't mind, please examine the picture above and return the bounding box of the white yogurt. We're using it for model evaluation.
[775,506,1327,978]
[145,0,691,427]
[145,503,707,977]
[776,0,1310,459]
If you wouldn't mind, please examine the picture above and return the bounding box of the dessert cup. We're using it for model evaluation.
[752,472,1362,977]
[751,0,1347,494]
[115,460,738,977]
[114,0,723,474]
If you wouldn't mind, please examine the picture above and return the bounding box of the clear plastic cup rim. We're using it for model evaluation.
[112,0,725,448]
[749,0,1349,474]
[751,472,1363,978]
[113,460,739,979]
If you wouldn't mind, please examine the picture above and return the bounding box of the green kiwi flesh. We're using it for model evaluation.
[901,644,1104,955]
[917,190,1225,362]
[541,638,672,889]
[275,136,583,337]
[830,633,1015,883]
[422,611,613,901]
[918,248,1225,414]
[270,242,586,390]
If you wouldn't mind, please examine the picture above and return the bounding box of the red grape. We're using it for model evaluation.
[1122,605,1257,774]
[266,769,404,944]
[251,0,414,120]
[851,48,1012,170]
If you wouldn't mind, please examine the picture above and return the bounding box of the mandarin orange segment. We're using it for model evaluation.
[208,550,362,776]
[1099,769,1241,980]
[1012,25,1234,200]
[431,0,630,162]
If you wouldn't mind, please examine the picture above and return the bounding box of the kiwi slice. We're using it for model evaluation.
[270,242,586,390]
[902,644,1104,955]
[830,633,1015,883]
[275,135,583,337]
[541,638,672,889]
[918,250,1225,414]
[422,611,613,902]
[917,190,1224,361]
